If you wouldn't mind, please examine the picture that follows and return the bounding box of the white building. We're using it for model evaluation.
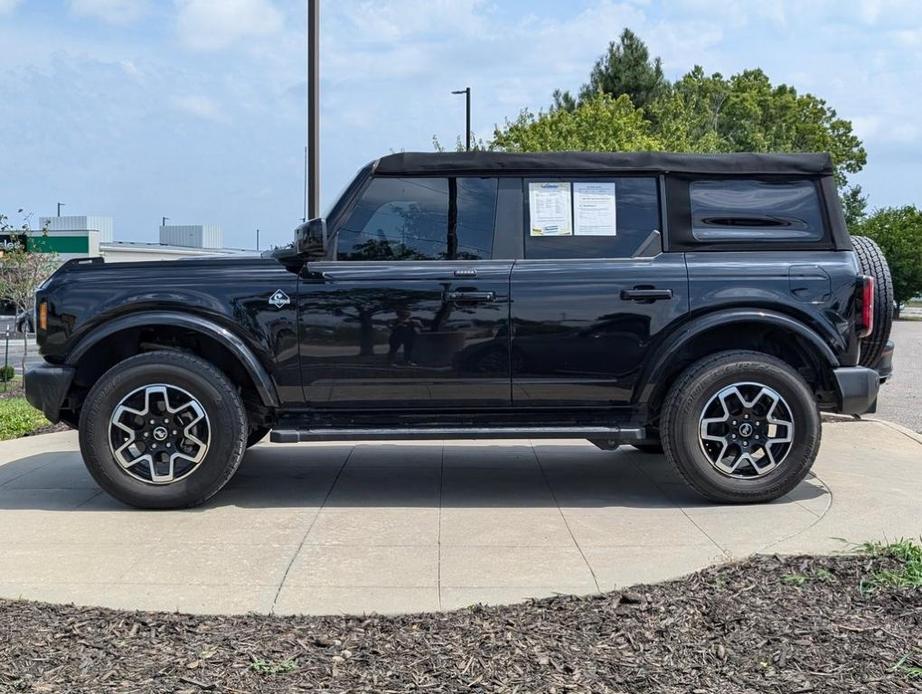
[35,216,251,262]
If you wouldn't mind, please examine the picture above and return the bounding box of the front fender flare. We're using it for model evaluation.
[636,308,840,405]
[65,311,280,408]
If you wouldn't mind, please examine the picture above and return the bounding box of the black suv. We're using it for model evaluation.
[25,152,894,509]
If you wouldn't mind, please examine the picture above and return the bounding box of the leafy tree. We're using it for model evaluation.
[854,206,922,312]
[648,67,866,185]
[494,32,867,186]
[493,93,661,152]
[553,28,666,111]
[841,185,869,229]
[0,211,59,375]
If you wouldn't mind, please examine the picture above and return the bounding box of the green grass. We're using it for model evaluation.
[0,397,48,440]
[250,659,298,675]
[782,567,837,587]
[892,653,922,679]
[859,539,922,591]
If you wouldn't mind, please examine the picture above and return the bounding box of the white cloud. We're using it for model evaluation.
[0,0,21,15]
[70,0,148,24]
[176,0,284,51]
[171,94,227,122]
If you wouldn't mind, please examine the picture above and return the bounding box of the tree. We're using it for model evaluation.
[648,67,866,185]
[553,28,666,111]
[496,31,867,187]
[0,211,59,376]
[854,206,922,312]
[492,93,662,152]
[841,185,868,229]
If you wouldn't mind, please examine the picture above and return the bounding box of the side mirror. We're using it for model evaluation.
[296,217,327,257]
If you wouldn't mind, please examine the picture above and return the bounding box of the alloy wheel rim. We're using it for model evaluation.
[698,381,794,479]
[108,384,211,485]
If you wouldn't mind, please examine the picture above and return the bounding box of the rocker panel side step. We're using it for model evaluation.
[270,426,646,444]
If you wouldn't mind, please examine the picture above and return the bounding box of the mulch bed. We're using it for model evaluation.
[0,555,919,693]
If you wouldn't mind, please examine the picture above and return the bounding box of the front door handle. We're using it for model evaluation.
[445,290,495,303]
[621,288,673,302]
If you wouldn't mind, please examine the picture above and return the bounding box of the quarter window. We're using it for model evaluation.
[335,177,498,261]
[690,179,824,242]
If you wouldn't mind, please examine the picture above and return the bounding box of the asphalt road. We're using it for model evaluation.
[875,319,922,432]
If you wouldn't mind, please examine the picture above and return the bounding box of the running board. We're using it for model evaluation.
[270,426,646,444]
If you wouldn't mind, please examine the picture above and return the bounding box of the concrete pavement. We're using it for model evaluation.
[0,419,919,616]
[876,319,922,433]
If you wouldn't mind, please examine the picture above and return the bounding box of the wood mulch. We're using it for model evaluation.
[0,554,919,692]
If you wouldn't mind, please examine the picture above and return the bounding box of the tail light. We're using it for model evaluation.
[856,275,874,339]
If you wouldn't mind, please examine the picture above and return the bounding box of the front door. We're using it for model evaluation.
[298,175,512,410]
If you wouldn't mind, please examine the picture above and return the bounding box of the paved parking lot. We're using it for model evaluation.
[876,319,922,432]
[0,418,919,616]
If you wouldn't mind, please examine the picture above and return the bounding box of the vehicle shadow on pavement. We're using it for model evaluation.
[0,443,827,512]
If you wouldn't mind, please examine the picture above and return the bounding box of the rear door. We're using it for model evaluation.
[510,176,689,407]
[299,175,513,409]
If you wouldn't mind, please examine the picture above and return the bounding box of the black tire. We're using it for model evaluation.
[852,236,894,368]
[631,441,664,454]
[247,426,271,448]
[78,351,248,509]
[661,350,821,504]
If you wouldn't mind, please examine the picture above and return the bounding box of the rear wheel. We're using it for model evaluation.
[78,351,248,509]
[661,350,821,504]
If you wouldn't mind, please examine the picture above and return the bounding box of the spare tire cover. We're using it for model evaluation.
[851,235,894,368]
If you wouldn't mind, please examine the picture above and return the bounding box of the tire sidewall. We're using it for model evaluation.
[79,354,246,508]
[666,355,820,502]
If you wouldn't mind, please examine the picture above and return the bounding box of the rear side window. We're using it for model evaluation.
[335,177,498,261]
[524,177,660,259]
[690,179,824,242]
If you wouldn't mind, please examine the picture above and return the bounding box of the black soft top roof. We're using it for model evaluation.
[374,151,833,177]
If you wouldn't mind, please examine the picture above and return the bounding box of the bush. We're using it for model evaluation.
[855,206,922,311]
[0,397,48,440]
[0,365,14,383]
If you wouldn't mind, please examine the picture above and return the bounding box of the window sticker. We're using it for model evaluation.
[574,182,617,236]
[528,182,572,236]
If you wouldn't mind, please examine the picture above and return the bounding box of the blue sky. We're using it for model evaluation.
[1,0,920,249]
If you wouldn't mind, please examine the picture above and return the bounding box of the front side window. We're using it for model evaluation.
[335,177,498,261]
[524,177,660,259]
[690,179,824,242]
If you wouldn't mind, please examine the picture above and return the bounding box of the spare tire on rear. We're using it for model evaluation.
[851,236,894,368]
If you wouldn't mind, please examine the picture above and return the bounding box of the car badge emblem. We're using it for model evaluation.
[268,290,290,309]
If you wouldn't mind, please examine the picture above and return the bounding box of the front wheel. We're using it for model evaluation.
[661,350,821,504]
[78,351,248,509]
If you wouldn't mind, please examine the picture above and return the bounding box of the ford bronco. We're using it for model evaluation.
[25,151,895,509]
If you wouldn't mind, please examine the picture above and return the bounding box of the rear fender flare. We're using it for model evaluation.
[65,311,280,408]
[636,308,840,405]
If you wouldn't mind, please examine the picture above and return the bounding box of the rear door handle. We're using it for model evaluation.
[621,288,673,302]
[445,290,495,303]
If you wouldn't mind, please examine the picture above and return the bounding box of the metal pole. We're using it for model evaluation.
[3,329,8,393]
[162,217,169,228]
[256,228,260,251]
[307,0,320,219]
[465,87,471,152]
[56,202,64,217]
[302,146,308,223]
[452,87,472,151]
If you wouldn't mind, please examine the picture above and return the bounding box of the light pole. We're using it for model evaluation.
[307,0,320,219]
[452,87,471,151]
[161,217,169,228]
[56,202,65,217]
